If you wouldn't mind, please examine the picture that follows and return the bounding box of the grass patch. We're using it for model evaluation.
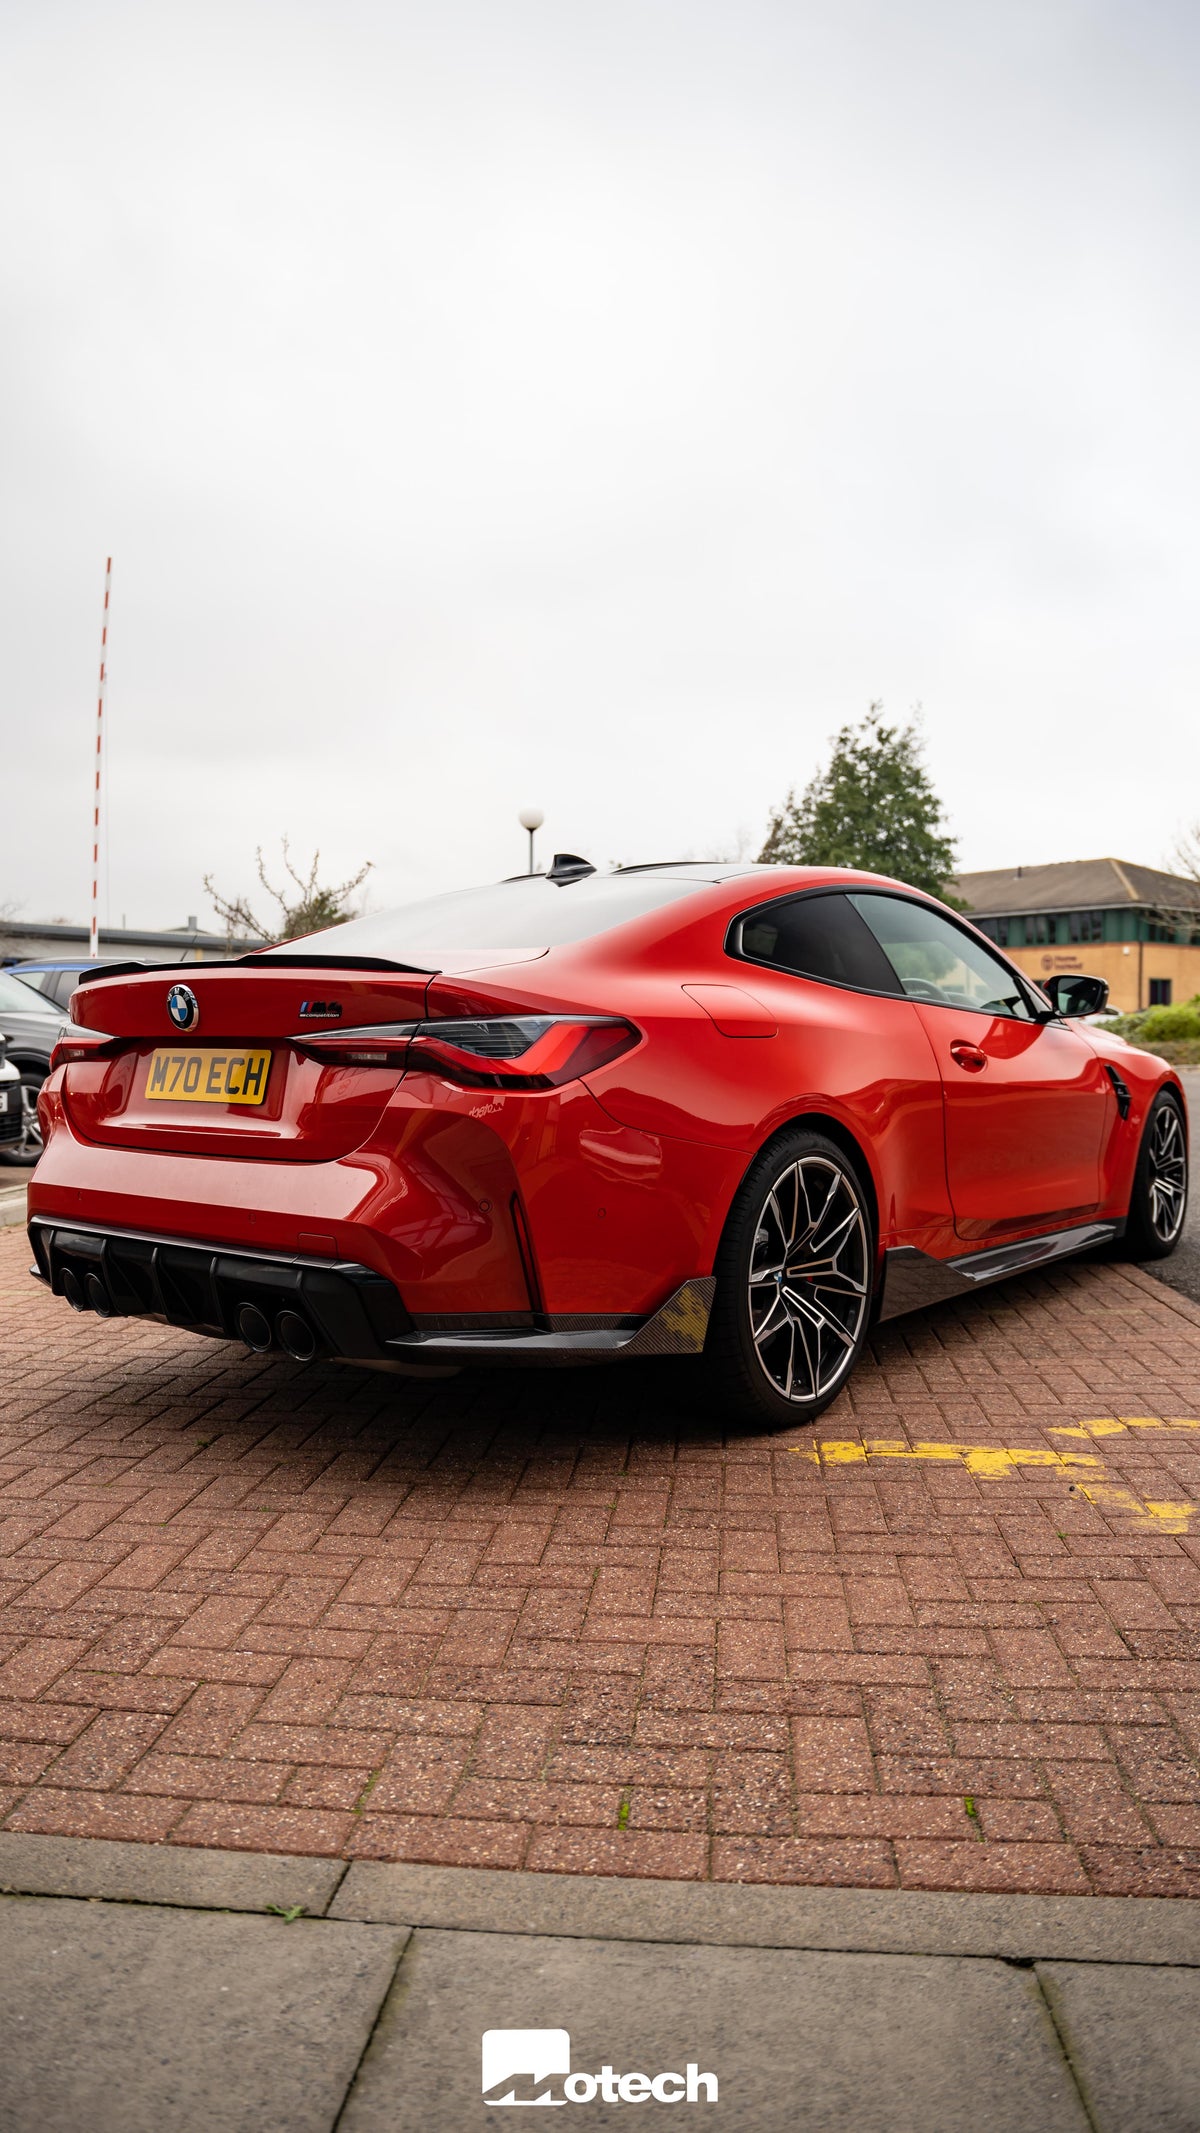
[353,1769,381,1815]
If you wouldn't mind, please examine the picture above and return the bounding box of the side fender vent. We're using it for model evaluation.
[1103,1063,1132,1120]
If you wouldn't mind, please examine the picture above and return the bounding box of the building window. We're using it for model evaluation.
[1148,979,1172,1007]
[1027,914,1053,946]
[1147,919,1176,942]
[1068,911,1104,943]
[974,917,1009,946]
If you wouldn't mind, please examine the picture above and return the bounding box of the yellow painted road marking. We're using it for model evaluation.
[1075,1484,1195,1536]
[797,1440,1101,1472]
[791,1425,1197,1535]
[1050,1416,1200,1439]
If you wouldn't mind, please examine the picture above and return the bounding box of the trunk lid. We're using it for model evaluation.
[64,963,433,1161]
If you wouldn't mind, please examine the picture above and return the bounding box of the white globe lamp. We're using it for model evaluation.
[518,808,544,873]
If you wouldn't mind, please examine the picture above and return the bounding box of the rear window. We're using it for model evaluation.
[27,972,76,1006]
[731,892,903,995]
[258,873,711,962]
[0,970,54,1013]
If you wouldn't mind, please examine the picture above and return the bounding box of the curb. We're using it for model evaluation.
[0,1187,27,1230]
[2,1832,1198,1967]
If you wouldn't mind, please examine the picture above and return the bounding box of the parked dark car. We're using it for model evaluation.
[0,1045,22,1154]
[8,959,103,1011]
[0,968,70,1164]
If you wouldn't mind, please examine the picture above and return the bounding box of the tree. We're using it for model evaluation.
[759,703,959,900]
[1144,823,1200,945]
[204,838,373,943]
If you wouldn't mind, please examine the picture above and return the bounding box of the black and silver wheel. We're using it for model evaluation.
[705,1127,875,1427]
[0,1069,45,1166]
[1125,1091,1188,1259]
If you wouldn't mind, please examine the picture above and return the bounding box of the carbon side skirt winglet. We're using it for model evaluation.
[879,1221,1122,1322]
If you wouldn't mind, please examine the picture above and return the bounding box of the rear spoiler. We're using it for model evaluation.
[77,954,436,981]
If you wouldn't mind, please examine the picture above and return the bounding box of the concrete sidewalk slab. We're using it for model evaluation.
[1037,1961,1200,2133]
[2,1835,1198,2131]
[340,1928,1089,2133]
[0,1897,408,2133]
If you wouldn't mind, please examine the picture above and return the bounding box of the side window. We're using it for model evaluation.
[733,892,904,994]
[850,894,1034,1020]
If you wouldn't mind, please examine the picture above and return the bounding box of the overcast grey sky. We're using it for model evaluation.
[4,0,1199,932]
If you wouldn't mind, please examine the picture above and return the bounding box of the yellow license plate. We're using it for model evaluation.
[145,1048,272,1106]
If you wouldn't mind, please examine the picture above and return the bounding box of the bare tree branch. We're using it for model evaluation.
[204,840,373,944]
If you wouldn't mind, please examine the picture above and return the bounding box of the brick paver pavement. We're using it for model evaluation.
[3,1225,1200,1895]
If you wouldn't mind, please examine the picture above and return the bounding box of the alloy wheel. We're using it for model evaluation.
[747,1156,869,1405]
[1147,1103,1187,1244]
[4,1081,43,1165]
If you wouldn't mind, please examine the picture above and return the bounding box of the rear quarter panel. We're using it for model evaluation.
[583,970,954,1253]
[430,896,956,1258]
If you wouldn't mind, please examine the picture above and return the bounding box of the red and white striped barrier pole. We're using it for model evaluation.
[89,557,111,962]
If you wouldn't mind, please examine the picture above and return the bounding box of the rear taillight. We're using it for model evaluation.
[50,1027,122,1070]
[292,1022,419,1068]
[411,1017,639,1089]
[294,1015,639,1089]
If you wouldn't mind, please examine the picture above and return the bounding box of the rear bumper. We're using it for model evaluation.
[29,1217,412,1361]
[29,1217,715,1370]
[30,1077,735,1321]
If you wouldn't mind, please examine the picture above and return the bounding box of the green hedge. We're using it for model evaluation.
[1099,994,1200,1045]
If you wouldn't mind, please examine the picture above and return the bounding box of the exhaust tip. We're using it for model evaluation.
[62,1268,87,1312]
[276,1309,317,1362]
[85,1273,114,1318]
[235,1302,274,1353]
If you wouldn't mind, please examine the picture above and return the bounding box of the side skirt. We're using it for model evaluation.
[878,1221,1121,1323]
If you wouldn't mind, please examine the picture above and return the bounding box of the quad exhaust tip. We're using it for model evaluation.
[235,1302,274,1353]
[62,1268,87,1313]
[85,1273,114,1318]
[233,1301,318,1361]
[276,1309,317,1362]
[60,1267,116,1317]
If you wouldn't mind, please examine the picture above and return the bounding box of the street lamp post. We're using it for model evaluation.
[518,808,544,875]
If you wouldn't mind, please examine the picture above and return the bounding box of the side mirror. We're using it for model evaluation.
[1043,973,1109,1020]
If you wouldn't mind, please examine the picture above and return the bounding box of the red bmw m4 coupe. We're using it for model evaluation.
[30,859,1189,1426]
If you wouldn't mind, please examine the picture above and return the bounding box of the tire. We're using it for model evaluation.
[704,1127,876,1429]
[1124,1090,1188,1259]
[0,1068,45,1167]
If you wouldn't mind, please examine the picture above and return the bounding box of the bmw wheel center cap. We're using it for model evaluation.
[166,983,199,1032]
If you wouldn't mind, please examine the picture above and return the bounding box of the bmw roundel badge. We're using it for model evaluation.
[166,983,199,1032]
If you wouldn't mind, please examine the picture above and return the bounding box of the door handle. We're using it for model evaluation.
[949,1040,987,1073]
